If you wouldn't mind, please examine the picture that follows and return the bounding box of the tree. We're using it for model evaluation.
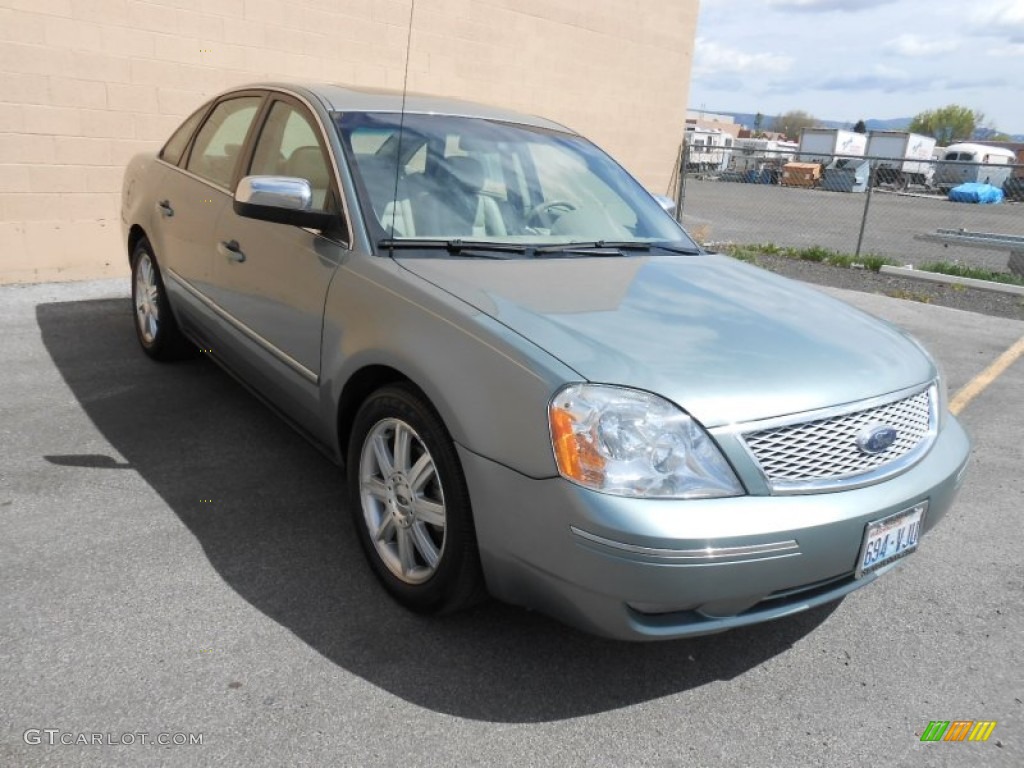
[853,119,867,133]
[771,110,818,141]
[909,105,984,145]
[753,112,764,134]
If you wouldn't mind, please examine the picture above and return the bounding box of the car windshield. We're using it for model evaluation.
[334,112,693,249]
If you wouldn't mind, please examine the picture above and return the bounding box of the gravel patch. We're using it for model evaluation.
[742,253,1024,321]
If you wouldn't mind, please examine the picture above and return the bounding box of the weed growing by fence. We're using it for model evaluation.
[713,242,896,272]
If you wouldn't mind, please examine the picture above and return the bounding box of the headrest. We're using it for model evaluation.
[287,146,329,188]
[444,155,485,192]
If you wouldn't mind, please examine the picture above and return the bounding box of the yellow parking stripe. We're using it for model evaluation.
[950,335,1024,415]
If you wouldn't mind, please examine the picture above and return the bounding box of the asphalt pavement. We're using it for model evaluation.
[1,278,1021,767]
[681,179,1024,273]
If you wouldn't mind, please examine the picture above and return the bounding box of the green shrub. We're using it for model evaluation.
[859,255,895,272]
[797,246,832,262]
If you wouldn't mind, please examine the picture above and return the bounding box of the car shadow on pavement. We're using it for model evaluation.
[37,298,836,723]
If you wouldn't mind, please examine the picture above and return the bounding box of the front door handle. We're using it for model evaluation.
[157,200,174,217]
[217,239,246,263]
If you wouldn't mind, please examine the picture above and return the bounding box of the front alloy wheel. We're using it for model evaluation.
[359,418,447,584]
[347,384,486,614]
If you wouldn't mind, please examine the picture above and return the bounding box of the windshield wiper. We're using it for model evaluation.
[378,238,702,259]
[534,241,702,256]
[379,238,529,256]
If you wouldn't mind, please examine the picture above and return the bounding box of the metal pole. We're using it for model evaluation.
[675,140,688,222]
[855,162,874,257]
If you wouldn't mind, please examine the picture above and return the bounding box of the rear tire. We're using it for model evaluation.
[131,238,195,361]
[347,383,487,614]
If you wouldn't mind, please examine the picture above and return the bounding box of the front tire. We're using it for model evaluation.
[131,238,194,361]
[347,384,486,614]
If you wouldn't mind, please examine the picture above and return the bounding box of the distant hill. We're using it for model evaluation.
[710,110,908,133]
[704,110,1023,142]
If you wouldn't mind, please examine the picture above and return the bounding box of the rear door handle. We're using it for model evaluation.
[157,200,174,217]
[217,239,245,263]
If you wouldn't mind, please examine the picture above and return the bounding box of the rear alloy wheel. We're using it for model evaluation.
[131,238,194,361]
[348,384,485,614]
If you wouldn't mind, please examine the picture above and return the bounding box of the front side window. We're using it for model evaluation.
[185,96,261,189]
[336,112,689,246]
[249,100,335,212]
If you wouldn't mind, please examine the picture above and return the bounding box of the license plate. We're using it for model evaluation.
[856,502,927,578]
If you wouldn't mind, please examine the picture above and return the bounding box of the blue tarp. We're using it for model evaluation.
[948,183,1005,204]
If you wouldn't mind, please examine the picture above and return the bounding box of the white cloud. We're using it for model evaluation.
[692,37,793,78]
[813,65,923,93]
[971,0,1024,41]
[887,34,959,57]
[988,42,1024,57]
[767,0,897,12]
[972,0,1024,26]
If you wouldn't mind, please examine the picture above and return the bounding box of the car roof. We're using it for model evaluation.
[239,82,573,134]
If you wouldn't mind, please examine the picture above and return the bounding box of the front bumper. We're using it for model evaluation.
[460,415,970,641]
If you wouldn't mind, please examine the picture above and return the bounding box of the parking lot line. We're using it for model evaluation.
[950,334,1024,415]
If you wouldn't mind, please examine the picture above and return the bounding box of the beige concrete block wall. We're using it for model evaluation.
[0,0,698,284]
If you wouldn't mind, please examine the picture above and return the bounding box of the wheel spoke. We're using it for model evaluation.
[393,423,411,473]
[396,526,416,575]
[361,477,388,502]
[407,453,435,493]
[371,432,394,476]
[410,522,440,568]
[374,509,396,543]
[412,497,445,527]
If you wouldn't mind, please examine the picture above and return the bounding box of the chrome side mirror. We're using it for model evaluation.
[233,176,335,229]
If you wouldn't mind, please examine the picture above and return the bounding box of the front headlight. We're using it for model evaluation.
[548,384,744,499]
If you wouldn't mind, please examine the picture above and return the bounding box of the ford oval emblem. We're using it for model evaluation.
[856,424,899,455]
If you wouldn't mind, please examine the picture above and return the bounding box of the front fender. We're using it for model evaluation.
[320,255,579,479]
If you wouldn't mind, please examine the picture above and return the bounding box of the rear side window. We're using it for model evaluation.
[185,96,262,189]
[159,105,208,166]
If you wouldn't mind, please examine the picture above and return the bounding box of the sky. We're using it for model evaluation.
[689,0,1024,134]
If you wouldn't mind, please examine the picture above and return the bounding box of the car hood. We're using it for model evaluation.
[397,254,935,427]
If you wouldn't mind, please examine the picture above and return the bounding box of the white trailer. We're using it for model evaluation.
[797,128,867,163]
[866,131,936,189]
[933,143,1016,192]
[684,126,732,173]
[730,138,798,172]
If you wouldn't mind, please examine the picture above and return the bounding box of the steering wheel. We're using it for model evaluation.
[526,200,577,229]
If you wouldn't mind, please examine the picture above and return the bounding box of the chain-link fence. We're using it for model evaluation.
[670,146,1024,276]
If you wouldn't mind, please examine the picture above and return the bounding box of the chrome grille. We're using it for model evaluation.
[742,387,935,492]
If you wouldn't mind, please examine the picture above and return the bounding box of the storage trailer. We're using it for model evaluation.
[797,128,867,163]
[866,131,936,189]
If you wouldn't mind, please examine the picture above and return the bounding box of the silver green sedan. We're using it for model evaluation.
[121,83,970,640]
